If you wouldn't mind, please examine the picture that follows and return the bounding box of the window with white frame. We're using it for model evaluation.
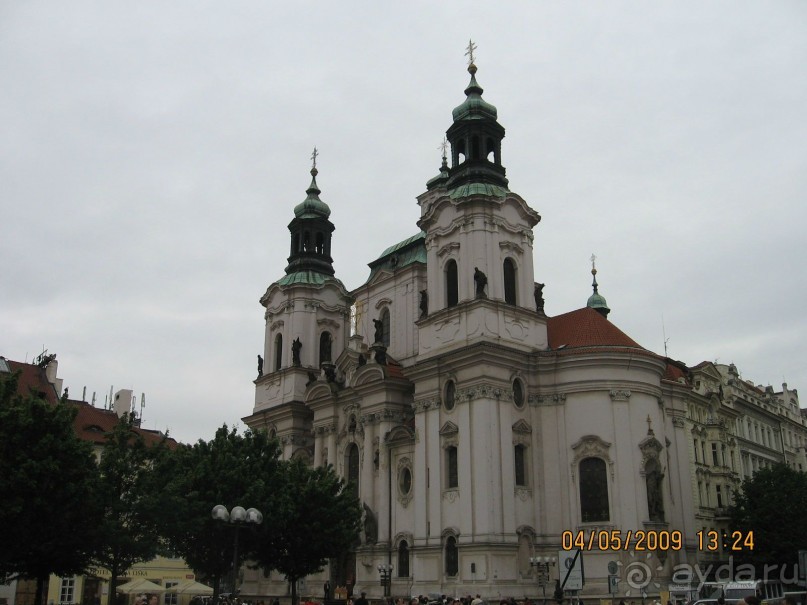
[59,578,75,604]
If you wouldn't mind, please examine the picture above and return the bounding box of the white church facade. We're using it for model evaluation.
[241,56,806,600]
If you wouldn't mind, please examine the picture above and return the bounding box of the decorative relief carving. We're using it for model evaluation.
[529,393,567,406]
[442,489,459,503]
[571,435,614,480]
[609,389,632,401]
[269,319,284,331]
[638,435,664,468]
[515,487,531,501]
[671,416,686,428]
[413,397,439,413]
[316,317,341,329]
[374,298,393,310]
[437,242,460,257]
[499,240,524,255]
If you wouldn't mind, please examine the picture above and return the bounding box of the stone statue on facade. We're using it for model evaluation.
[474,267,488,298]
[534,282,545,313]
[646,465,665,522]
[373,318,384,343]
[292,337,302,367]
[257,354,263,377]
[419,289,428,318]
[362,502,378,544]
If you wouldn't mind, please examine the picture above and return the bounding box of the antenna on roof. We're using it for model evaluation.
[92,391,97,407]
[82,386,87,402]
[140,393,145,423]
[662,313,669,357]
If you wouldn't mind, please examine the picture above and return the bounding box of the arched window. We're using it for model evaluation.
[346,443,359,491]
[446,260,459,308]
[446,446,458,489]
[579,457,609,522]
[291,233,300,255]
[319,331,332,365]
[315,232,325,254]
[514,444,527,486]
[398,540,410,577]
[503,258,517,305]
[445,536,458,576]
[380,308,391,347]
[471,136,480,160]
[274,333,283,371]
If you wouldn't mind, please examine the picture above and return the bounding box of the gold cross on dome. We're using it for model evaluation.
[465,39,477,66]
[311,146,319,170]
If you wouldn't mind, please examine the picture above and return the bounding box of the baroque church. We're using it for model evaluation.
[242,55,717,599]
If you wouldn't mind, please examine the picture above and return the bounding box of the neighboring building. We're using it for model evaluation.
[0,355,191,605]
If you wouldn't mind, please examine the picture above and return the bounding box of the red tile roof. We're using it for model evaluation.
[2,357,176,448]
[70,400,176,448]
[3,359,60,404]
[663,360,691,385]
[547,307,643,350]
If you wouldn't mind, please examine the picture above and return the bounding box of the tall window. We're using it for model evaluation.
[319,331,332,364]
[165,582,179,605]
[445,536,459,576]
[274,333,283,371]
[712,443,719,466]
[446,260,459,308]
[59,578,75,605]
[514,444,526,486]
[579,457,609,522]
[380,308,391,347]
[446,446,458,488]
[503,258,517,305]
[346,443,359,491]
[444,380,456,411]
[398,540,410,577]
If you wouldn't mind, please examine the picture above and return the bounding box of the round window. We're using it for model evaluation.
[444,380,456,411]
[399,466,412,495]
[513,379,524,408]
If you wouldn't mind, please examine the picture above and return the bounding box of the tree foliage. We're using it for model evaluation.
[157,425,283,598]
[92,414,169,604]
[729,463,807,570]
[251,458,362,605]
[0,372,101,605]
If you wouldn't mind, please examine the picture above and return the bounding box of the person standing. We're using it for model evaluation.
[324,581,332,602]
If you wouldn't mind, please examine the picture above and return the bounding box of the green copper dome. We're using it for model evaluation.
[587,291,609,310]
[451,64,498,122]
[293,168,331,219]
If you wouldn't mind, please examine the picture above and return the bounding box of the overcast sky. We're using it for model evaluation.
[2,2,805,444]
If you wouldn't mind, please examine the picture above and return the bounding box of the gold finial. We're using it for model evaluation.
[310,146,319,172]
[465,39,477,69]
[590,253,597,276]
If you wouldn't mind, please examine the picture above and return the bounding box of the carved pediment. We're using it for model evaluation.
[439,420,459,436]
[512,419,532,434]
[374,298,393,309]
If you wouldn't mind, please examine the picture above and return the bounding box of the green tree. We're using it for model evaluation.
[729,463,807,570]
[252,459,362,605]
[92,414,169,605]
[0,372,101,605]
[157,426,283,599]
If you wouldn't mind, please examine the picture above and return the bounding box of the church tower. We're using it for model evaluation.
[416,45,546,356]
[246,152,353,460]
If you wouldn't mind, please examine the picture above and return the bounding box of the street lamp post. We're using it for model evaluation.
[529,556,556,605]
[377,563,393,598]
[212,505,263,597]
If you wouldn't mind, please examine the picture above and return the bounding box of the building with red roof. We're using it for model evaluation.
[239,56,807,601]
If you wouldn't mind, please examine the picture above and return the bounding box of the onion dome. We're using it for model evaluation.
[293,166,331,219]
[586,256,610,318]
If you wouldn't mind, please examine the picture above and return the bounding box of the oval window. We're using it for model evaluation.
[399,466,412,495]
[444,380,456,411]
[513,379,524,408]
